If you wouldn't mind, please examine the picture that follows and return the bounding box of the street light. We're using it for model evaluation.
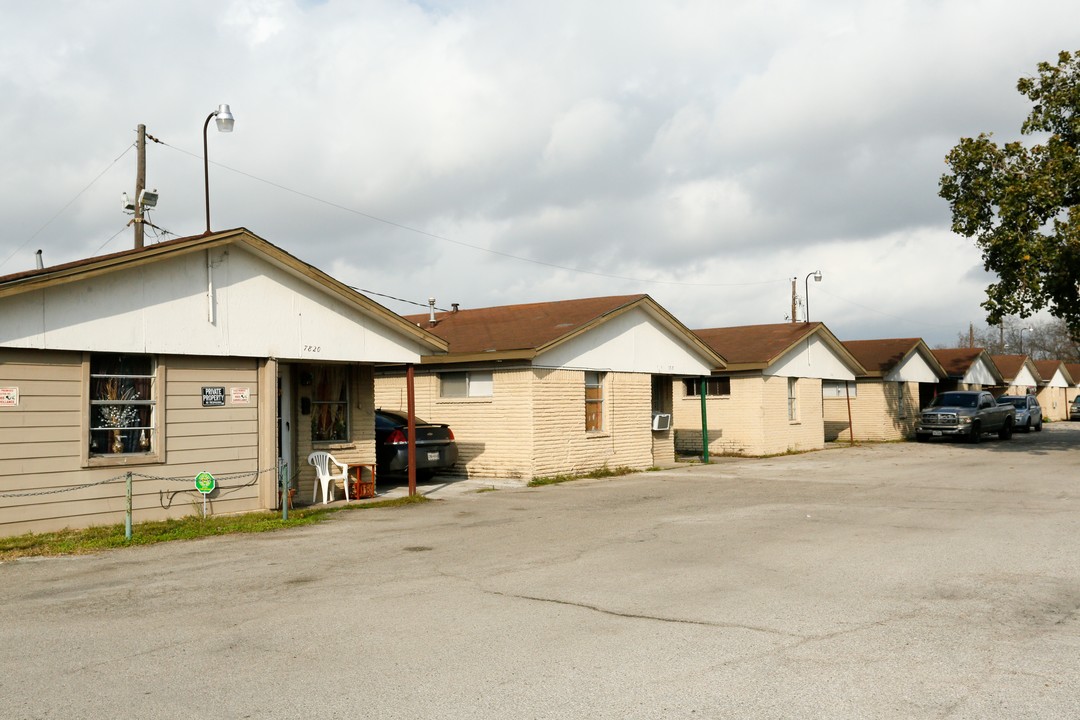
[1019,326,1033,355]
[202,104,235,234]
[804,270,822,322]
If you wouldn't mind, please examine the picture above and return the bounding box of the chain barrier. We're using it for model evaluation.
[0,465,282,500]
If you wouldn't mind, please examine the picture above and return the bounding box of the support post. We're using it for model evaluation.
[280,459,289,521]
[406,364,417,496]
[845,381,855,445]
[700,378,710,464]
[125,472,133,541]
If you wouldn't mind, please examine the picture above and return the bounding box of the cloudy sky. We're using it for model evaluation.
[2,0,1077,346]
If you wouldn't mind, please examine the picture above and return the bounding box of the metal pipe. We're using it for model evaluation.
[700,378,710,463]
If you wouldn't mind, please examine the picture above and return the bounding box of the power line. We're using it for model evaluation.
[1,144,135,272]
[351,286,450,312]
[153,139,788,289]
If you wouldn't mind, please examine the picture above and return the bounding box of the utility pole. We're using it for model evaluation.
[134,124,146,249]
[790,277,798,323]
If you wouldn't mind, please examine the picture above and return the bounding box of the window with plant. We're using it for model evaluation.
[89,354,155,455]
[311,365,348,442]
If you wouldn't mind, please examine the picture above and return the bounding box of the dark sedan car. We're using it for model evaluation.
[997,394,1043,432]
[375,409,459,481]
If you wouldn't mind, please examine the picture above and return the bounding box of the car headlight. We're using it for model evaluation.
[959,416,973,424]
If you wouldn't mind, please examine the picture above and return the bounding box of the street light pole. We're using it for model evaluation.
[804,270,822,322]
[202,104,235,235]
[1019,326,1033,355]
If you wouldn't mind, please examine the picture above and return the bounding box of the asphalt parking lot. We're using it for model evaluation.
[2,424,1080,719]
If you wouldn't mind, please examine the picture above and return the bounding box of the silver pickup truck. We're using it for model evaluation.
[915,390,1015,443]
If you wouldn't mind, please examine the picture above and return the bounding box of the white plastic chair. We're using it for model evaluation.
[307,451,349,504]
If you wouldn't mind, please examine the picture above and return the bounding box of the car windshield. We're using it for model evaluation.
[997,397,1026,408]
[930,393,978,408]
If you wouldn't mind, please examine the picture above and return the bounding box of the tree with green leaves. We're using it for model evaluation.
[940,50,1080,340]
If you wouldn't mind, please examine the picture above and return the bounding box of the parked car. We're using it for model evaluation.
[1071,396,1080,420]
[915,390,1014,443]
[375,409,459,481]
[997,395,1043,432]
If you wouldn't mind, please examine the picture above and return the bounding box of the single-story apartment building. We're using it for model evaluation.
[990,354,1042,397]
[931,348,1004,392]
[0,228,446,537]
[673,322,865,456]
[374,295,726,479]
[1033,360,1073,421]
[827,338,947,442]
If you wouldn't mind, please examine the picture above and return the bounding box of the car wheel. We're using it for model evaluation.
[968,423,981,444]
[998,420,1013,440]
[915,433,929,443]
[1035,419,1044,432]
[1021,417,1031,433]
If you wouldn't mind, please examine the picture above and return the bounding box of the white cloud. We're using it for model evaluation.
[2,0,1078,348]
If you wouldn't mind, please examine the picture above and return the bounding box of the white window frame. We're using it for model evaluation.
[440,370,494,398]
[822,380,857,399]
[787,377,799,421]
[585,371,605,432]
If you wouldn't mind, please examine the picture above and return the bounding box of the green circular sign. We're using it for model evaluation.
[194,472,216,494]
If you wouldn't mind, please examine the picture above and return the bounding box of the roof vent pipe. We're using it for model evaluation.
[428,297,437,327]
[451,303,459,313]
[35,249,43,270]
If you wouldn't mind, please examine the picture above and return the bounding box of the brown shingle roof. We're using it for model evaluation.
[1065,363,1080,385]
[931,348,987,377]
[989,354,1041,384]
[1033,359,1065,384]
[842,338,924,375]
[403,295,650,355]
[693,322,830,367]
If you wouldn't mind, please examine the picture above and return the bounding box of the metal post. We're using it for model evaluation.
[407,364,417,496]
[280,459,288,521]
[845,381,855,445]
[202,112,214,234]
[125,472,133,541]
[700,378,710,464]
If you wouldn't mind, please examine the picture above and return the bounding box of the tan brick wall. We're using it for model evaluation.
[374,366,536,479]
[1037,385,1068,421]
[376,367,668,479]
[531,369,654,477]
[824,380,920,442]
[672,375,823,456]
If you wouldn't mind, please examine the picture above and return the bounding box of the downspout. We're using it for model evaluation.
[206,250,215,324]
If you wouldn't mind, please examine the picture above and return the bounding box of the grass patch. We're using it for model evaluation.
[528,465,639,487]
[0,494,429,562]
[474,487,499,493]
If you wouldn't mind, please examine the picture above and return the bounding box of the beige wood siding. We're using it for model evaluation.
[0,350,267,537]
[824,380,920,442]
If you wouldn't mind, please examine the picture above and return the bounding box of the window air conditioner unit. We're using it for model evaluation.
[651,412,672,431]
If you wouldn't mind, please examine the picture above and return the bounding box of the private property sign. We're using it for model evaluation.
[0,387,17,407]
[202,386,226,407]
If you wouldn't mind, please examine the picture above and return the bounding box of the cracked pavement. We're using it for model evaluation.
[2,425,1080,718]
